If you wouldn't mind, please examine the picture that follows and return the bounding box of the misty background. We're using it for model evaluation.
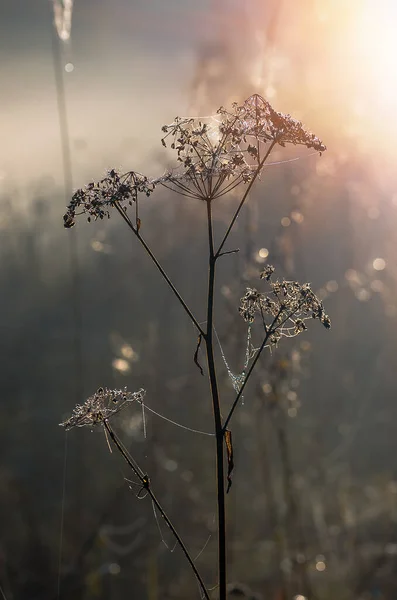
[1,1,397,599]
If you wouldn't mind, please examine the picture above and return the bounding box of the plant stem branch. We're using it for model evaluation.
[215,141,276,259]
[103,420,210,600]
[114,202,204,336]
[204,199,227,600]
[218,248,240,258]
[222,311,281,433]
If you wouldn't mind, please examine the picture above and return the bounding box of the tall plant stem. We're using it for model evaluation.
[114,202,204,337]
[205,199,227,600]
[215,141,276,258]
[103,420,210,600]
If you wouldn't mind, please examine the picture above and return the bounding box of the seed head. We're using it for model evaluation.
[60,387,146,431]
[63,170,155,227]
[260,264,275,281]
[239,267,331,343]
[63,94,325,225]
[219,94,326,153]
[158,95,325,201]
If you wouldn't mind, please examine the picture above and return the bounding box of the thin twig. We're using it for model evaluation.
[113,201,204,336]
[103,420,210,600]
[218,248,240,258]
[223,297,310,433]
[222,311,281,433]
[215,140,276,259]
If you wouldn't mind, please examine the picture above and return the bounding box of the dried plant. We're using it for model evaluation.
[60,386,209,599]
[63,95,325,228]
[239,268,331,335]
[61,94,328,600]
[59,387,145,431]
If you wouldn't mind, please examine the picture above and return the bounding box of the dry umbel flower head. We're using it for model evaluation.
[63,94,325,226]
[218,94,326,152]
[64,170,155,228]
[59,387,146,430]
[239,265,331,345]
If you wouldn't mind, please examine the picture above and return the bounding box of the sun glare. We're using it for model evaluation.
[355,1,397,112]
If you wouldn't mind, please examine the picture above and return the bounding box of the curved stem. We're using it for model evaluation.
[204,199,227,600]
[103,421,210,600]
[114,202,204,336]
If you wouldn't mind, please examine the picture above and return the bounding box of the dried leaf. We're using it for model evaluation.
[225,429,234,493]
[63,212,75,228]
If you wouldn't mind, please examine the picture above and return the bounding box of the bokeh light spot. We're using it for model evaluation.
[315,560,326,572]
[120,344,138,361]
[112,358,130,373]
[291,210,304,224]
[108,563,120,575]
[326,280,339,293]
[370,279,384,293]
[373,258,386,271]
[355,288,371,302]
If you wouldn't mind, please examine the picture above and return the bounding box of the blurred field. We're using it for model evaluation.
[1,1,397,599]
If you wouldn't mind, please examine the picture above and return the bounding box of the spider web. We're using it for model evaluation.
[135,396,214,437]
[214,325,257,404]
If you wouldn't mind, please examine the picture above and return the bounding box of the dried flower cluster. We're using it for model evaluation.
[63,94,325,226]
[59,387,145,430]
[63,170,155,228]
[218,94,326,153]
[239,266,331,345]
[159,116,253,200]
[159,94,325,201]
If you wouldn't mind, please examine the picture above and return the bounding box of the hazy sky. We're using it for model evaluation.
[2,0,395,198]
[0,0,213,190]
